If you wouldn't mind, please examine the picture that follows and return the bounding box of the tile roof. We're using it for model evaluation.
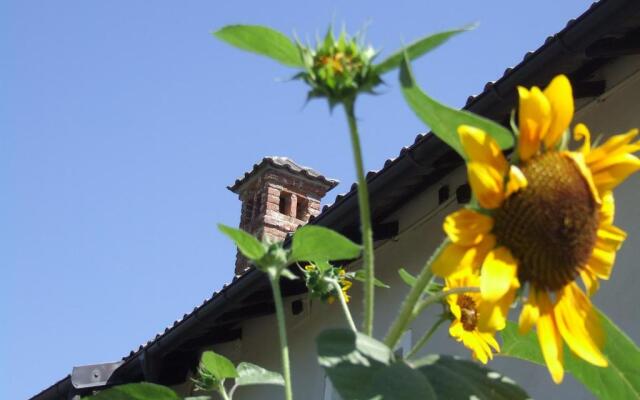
[228,156,339,193]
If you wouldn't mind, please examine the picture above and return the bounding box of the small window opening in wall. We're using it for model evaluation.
[438,185,450,204]
[456,183,471,204]
[279,192,292,215]
[296,197,308,220]
[291,299,304,315]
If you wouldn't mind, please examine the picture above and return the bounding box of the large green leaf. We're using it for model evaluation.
[235,362,285,387]
[200,351,238,381]
[399,54,514,159]
[317,329,435,399]
[414,355,529,399]
[375,25,474,75]
[290,226,361,263]
[500,309,640,399]
[83,383,180,400]
[214,25,303,68]
[218,224,266,262]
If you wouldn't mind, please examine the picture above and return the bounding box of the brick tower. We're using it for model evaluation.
[228,157,338,276]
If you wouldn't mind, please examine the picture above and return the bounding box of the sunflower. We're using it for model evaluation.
[432,75,640,383]
[444,272,503,364]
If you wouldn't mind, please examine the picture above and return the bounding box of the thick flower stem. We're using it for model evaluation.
[406,316,447,360]
[343,98,375,336]
[269,272,293,400]
[329,279,357,331]
[384,238,450,349]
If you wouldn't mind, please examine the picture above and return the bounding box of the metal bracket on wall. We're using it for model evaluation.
[70,361,124,389]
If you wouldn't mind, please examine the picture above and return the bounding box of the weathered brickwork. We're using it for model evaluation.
[229,158,336,276]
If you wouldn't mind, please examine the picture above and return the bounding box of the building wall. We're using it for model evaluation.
[190,61,639,399]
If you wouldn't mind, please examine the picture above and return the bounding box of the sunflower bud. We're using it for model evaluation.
[298,27,380,105]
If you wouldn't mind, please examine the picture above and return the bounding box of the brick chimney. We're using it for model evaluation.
[228,157,338,276]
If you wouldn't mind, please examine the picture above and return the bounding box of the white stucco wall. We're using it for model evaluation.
[191,60,639,399]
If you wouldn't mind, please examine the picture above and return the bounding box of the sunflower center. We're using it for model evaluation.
[493,152,599,291]
[457,295,478,331]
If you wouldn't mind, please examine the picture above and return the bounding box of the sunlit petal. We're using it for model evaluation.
[480,247,518,303]
[536,292,564,384]
[554,283,607,367]
[443,208,494,246]
[432,235,495,278]
[543,75,574,149]
[467,162,505,209]
[458,125,508,174]
[518,86,550,161]
[505,165,528,197]
[519,289,540,334]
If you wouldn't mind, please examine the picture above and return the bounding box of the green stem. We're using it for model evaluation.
[412,286,480,319]
[328,279,357,331]
[343,98,375,336]
[269,272,293,400]
[217,382,231,400]
[384,238,450,348]
[406,317,447,360]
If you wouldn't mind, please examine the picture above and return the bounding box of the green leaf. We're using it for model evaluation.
[375,25,474,75]
[500,309,640,400]
[83,383,180,400]
[317,329,435,399]
[214,25,303,68]
[414,354,530,399]
[235,362,285,386]
[399,54,514,159]
[200,351,238,381]
[218,224,266,261]
[290,226,361,263]
[351,269,390,288]
[397,269,442,294]
[398,268,417,286]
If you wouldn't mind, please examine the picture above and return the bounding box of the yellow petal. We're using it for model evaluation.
[443,209,494,246]
[505,165,528,197]
[586,128,639,166]
[518,86,550,161]
[574,123,591,155]
[597,224,627,250]
[591,153,640,192]
[554,283,608,367]
[477,286,517,332]
[580,268,600,296]
[536,292,565,384]
[598,191,615,226]
[479,330,501,352]
[519,289,540,334]
[564,151,601,205]
[458,125,508,174]
[432,235,496,278]
[467,162,505,209]
[480,247,518,303]
[543,75,574,149]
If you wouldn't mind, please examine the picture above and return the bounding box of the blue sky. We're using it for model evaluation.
[3,1,590,398]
